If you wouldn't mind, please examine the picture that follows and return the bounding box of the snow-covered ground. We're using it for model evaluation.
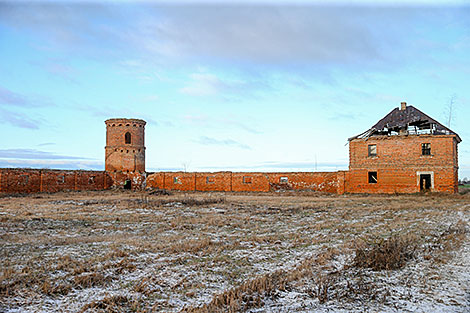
[0,190,468,312]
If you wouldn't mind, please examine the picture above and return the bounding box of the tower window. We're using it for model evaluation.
[368,145,377,157]
[125,132,131,144]
[243,176,252,184]
[422,143,431,155]
[174,177,182,184]
[280,177,288,183]
[368,172,378,184]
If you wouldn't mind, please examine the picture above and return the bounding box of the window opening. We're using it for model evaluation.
[125,132,131,144]
[88,176,95,184]
[124,179,132,190]
[368,172,378,184]
[422,143,431,155]
[206,176,215,184]
[20,175,29,185]
[174,177,182,184]
[58,175,65,184]
[280,177,288,183]
[243,176,252,184]
[368,144,377,157]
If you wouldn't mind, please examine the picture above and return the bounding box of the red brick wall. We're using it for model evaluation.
[162,172,196,191]
[195,172,232,192]
[266,172,339,193]
[146,171,341,193]
[232,173,270,192]
[0,169,113,194]
[107,171,145,190]
[347,135,459,194]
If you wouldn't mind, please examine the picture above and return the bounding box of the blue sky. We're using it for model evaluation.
[0,0,469,178]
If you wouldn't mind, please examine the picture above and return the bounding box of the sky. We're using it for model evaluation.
[0,0,469,178]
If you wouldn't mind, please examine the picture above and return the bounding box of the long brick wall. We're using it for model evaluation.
[146,171,343,193]
[0,169,113,194]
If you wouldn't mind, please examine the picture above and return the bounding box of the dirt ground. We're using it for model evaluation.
[0,190,469,312]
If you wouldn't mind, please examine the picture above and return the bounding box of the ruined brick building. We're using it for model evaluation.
[0,102,461,194]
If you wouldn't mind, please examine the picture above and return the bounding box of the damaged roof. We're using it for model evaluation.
[349,104,462,143]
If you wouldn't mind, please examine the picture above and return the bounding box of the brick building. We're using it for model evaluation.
[346,102,461,193]
[0,102,461,194]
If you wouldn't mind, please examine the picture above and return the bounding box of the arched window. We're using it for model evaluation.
[125,132,131,144]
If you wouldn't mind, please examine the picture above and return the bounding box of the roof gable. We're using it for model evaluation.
[350,105,462,143]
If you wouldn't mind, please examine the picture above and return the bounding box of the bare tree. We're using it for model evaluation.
[444,94,457,128]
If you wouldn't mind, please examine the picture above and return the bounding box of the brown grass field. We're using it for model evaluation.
[1,189,469,312]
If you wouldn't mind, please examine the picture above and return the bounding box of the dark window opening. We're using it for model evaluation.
[243,176,252,184]
[58,175,65,184]
[206,176,215,184]
[174,177,181,184]
[422,143,431,155]
[368,144,377,157]
[368,172,378,184]
[20,175,29,185]
[125,132,131,144]
[124,179,132,190]
[88,176,95,184]
[420,174,432,191]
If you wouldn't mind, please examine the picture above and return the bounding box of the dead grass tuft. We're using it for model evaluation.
[79,295,129,313]
[73,273,109,289]
[353,234,418,271]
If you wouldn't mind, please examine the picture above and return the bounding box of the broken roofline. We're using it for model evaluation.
[349,104,462,143]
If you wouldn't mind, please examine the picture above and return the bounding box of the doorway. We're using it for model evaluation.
[124,179,132,190]
[420,174,432,192]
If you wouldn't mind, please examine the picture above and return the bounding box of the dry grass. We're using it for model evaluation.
[0,189,469,312]
[353,233,418,270]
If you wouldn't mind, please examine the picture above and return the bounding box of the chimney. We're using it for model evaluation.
[400,102,407,111]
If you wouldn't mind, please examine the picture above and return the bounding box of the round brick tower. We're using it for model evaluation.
[105,118,146,189]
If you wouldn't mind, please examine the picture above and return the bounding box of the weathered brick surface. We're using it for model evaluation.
[231,173,270,192]
[105,118,146,189]
[195,172,232,192]
[0,169,113,193]
[266,172,339,193]
[347,135,459,194]
[107,171,145,190]
[146,171,340,193]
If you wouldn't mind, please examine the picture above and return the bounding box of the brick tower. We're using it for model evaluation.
[105,118,146,189]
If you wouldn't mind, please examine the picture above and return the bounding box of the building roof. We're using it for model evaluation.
[349,104,462,143]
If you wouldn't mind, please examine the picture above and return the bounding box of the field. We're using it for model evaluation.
[1,190,469,312]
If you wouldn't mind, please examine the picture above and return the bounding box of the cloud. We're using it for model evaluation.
[0,148,92,160]
[0,86,28,107]
[180,73,222,97]
[194,136,251,149]
[196,160,349,171]
[179,72,271,99]
[0,108,42,129]
[0,159,103,170]
[2,3,461,69]
[183,114,261,134]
